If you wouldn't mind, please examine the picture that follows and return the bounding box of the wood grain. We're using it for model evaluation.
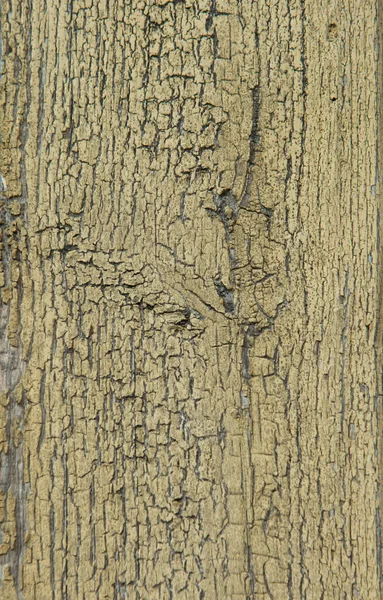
[0,0,382,598]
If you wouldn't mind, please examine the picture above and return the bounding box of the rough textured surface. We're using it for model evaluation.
[0,0,382,598]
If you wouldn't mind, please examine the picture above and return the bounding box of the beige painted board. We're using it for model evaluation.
[0,0,382,598]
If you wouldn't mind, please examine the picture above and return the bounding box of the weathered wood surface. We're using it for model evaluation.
[0,0,382,598]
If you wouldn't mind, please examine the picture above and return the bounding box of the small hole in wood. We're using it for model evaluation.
[327,23,338,40]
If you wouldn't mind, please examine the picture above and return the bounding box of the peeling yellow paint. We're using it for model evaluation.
[0,0,382,598]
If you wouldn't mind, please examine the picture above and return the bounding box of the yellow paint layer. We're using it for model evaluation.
[0,0,382,598]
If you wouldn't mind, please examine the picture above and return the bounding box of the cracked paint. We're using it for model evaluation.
[0,0,382,599]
